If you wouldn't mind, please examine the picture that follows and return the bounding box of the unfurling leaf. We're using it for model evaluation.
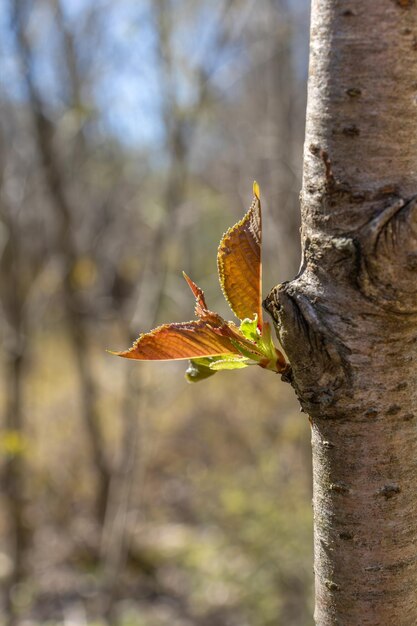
[217,181,262,326]
[209,356,249,371]
[112,320,240,361]
[185,353,250,381]
[185,360,217,382]
[111,182,288,382]
[239,315,260,342]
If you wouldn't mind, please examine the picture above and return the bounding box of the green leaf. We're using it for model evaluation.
[209,355,249,370]
[230,339,263,361]
[239,315,260,342]
[185,359,217,383]
[258,321,277,359]
[200,354,252,372]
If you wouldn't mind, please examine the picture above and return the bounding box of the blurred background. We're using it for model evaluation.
[0,1,312,624]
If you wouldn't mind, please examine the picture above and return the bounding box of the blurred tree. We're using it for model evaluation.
[265,0,417,623]
[0,92,55,621]
[11,0,116,526]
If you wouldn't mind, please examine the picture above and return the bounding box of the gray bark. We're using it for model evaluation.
[265,1,417,624]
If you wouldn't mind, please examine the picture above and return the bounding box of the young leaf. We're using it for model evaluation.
[111,183,289,382]
[186,353,250,379]
[239,315,260,342]
[182,271,209,319]
[209,356,249,371]
[217,181,262,327]
[185,360,217,382]
[257,321,288,372]
[112,320,241,361]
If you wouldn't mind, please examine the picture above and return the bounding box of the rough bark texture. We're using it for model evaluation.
[264,1,417,624]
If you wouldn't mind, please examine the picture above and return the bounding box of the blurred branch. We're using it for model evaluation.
[0,117,48,624]
[9,0,112,524]
[0,195,28,626]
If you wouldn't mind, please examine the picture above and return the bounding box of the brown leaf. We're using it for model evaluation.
[182,272,209,319]
[113,320,241,361]
[217,182,262,326]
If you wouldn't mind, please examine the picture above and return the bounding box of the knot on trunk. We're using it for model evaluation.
[357,195,417,314]
[264,282,351,417]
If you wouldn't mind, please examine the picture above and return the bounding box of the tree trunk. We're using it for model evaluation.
[265,1,417,624]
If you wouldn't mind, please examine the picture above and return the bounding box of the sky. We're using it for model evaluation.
[0,0,310,151]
